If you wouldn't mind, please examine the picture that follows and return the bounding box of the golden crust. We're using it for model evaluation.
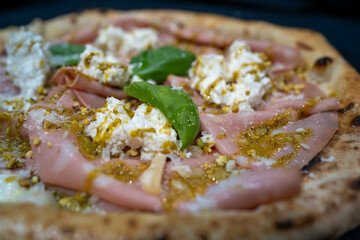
[1,9,360,240]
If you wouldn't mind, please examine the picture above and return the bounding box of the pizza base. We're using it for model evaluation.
[1,9,360,240]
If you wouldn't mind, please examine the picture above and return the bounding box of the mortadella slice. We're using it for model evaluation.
[177,168,301,212]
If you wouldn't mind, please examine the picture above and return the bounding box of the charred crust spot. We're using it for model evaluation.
[70,16,77,24]
[301,156,321,174]
[243,29,250,36]
[275,219,294,229]
[350,178,360,190]
[348,193,358,201]
[210,220,220,228]
[337,103,355,113]
[325,202,338,213]
[127,218,137,228]
[354,146,359,150]
[102,216,111,225]
[60,225,74,236]
[99,8,110,14]
[26,231,34,240]
[297,41,313,51]
[314,56,333,67]
[198,232,208,240]
[351,115,360,127]
[155,233,169,240]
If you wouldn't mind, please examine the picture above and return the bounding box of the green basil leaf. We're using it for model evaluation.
[124,81,200,150]
[49,43,85,67]
[130,46,195,83]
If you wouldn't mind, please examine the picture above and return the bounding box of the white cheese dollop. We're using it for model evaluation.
[189,40,271,111]
[77,44,130,87]
[86,97,179,160]
[2,28,51,111]
[95,26,158,56]
[0,170,56,206]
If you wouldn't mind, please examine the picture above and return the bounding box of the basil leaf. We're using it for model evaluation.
[124,81,200,150]
[49,43,85,67]
[130,46,195,83]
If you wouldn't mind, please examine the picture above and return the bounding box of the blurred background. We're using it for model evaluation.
[0,0,359,239]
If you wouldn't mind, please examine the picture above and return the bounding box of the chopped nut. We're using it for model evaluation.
[25,150,33,158]
[196,138,205,148]
[203,146,212,153]
[216,133,226,140]
[58,197,71,206]
[221,105,230,114]
[5,157,16,168]
[179,151,186,159]
[5,176,17,183]
[18,177,31,188]
[126,148,139,157]
[33,137,41,146]
[216,155,228,166]
[72,102,80,111]
[80,107,88,114]
[5,127,11,135]
[31,176,39,184]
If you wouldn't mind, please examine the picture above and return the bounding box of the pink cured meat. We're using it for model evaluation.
[258,97,339,115]
[110,18,151,31]
[44,85,105,109]
[165,75,205,106]
[279,111,339,169]
[244,111,339,170]
[177,168,301,211]
[200,111,278,155]
[158,23,234,48]
[290,76,326,98]
[246,39,300,78]
[51,67,126,100]
[24,109,162,211]
[0,65,20,95]
[164,152,221,177]
[159,24,299,75]
[50,27,97,45]
[72,89,105,109]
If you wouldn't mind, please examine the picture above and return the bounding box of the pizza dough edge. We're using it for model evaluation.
[0,9,360,240]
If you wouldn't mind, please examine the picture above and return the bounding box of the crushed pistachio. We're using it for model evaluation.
[216,155,228,166]
[33,137,41,146]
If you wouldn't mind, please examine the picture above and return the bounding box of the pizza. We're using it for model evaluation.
[0,9,360,239]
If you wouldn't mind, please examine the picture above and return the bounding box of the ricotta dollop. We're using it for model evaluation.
[95,25,158,56]
[189,40,271,111]
[86,97,179,160]
[77,44,130,87]
[2,28,51,111]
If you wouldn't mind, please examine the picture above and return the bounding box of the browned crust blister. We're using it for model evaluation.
[0,9,360,240]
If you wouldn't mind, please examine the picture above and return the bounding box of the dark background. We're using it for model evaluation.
[0,0,359,239]
[1,0,359,72]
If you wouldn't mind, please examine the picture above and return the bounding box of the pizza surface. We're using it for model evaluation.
[0,9,360,240]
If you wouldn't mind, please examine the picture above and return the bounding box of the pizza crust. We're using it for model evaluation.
[1,9,360,240]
